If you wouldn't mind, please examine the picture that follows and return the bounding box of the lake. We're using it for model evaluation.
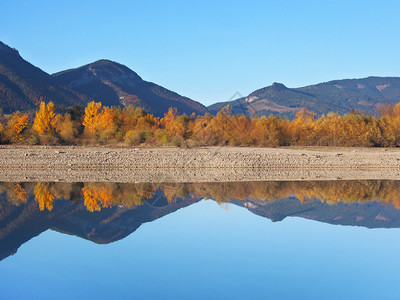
[1,181,400,299]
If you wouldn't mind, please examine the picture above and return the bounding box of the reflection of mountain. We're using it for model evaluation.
[2,180,400,262]
[0,190,200,261]
[233,197,400,229]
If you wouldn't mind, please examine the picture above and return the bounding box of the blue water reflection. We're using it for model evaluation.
[1,199,400,300]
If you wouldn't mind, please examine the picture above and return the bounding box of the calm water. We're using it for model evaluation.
[1,181,400,299]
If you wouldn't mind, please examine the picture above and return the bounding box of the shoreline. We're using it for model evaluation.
[0,146,400,182]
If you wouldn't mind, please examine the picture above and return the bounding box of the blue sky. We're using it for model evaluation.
[1,0,400,106]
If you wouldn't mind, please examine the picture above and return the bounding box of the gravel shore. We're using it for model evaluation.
[0,146,400,182]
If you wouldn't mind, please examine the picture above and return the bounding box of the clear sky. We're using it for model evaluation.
[1,0,400,106]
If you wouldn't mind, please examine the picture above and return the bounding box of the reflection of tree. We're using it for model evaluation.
[34,183,55,211]
[119,183,156,208]
[82,184,113,212]
[13,184,28,204]
[1,183,28,206]
[4,180,400,212]
[81,183,158,211]
[161,181,400,209]
[188,181,400,208]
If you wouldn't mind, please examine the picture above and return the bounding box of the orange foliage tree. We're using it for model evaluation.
[33,101,55,135]
[54,113,79,144]
[82,101,102,137]
[5,112,30,143]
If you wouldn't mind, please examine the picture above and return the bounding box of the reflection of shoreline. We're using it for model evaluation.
[3,180,400,262]
[3,181,400,212]
[1,147,400,182]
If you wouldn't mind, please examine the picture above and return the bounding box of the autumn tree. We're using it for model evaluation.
[289,108,316,145]
[96,106,118,142]
[251,115,289,147]
[121,106,159,145]
[191,113,217,145]
[33,101,56,135]
[228,115,253,146]
[213,105,234,145]
[4,112,30,143]
[83,101,102,137]
[378,115,400,147]
[54,113,79,144]
[160,107,188,146]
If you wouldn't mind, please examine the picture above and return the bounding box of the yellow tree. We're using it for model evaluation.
[161,107,184,138]
[33,101,56,134]
[290,108,316,145]
[5,112,30,143]
[83,101,102,137]
[98,106,118,140]
[54,113,79,143]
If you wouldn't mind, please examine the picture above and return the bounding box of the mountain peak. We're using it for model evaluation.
[0,41,20,57]
[88,59,130,70]
[66,59,142,79]
[52,59,144,93]
[270,82,287,91]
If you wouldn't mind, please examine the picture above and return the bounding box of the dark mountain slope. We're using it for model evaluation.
[53,60,208,117]
[0,42,88,113]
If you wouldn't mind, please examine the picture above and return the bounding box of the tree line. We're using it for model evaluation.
[1,101,400,147]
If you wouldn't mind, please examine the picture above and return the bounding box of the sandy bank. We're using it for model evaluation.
[0,146,399,182]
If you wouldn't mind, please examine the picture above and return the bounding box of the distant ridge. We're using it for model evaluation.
[208,77,400,118]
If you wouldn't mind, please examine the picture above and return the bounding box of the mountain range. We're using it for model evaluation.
[209,78,400,118]
[0,41,207,116]
[2,40,400,117]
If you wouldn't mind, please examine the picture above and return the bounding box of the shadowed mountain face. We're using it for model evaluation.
[208,78,400,118]
[2,180,400,262]
[0,42,89,113]
[53,59,208,117]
